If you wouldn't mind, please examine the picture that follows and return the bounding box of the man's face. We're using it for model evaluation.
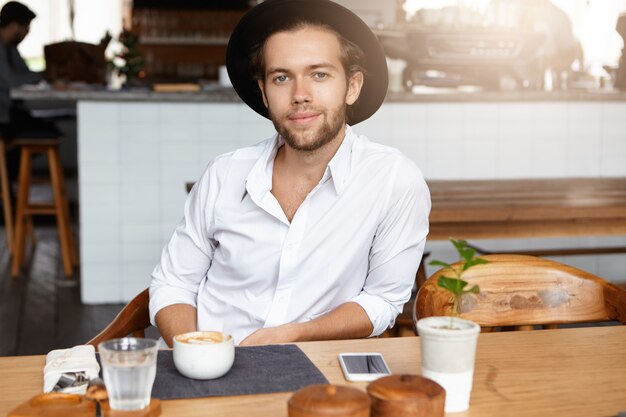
[8,22,30,45]
[258,26,363,152]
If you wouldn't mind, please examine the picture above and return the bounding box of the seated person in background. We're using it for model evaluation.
[0,1,41,131]
[0,2,56,183]
[149,0,431,347]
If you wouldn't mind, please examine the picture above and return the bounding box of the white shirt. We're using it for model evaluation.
[149,126,431,344]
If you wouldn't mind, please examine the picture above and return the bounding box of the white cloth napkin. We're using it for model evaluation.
[43,345,100,394]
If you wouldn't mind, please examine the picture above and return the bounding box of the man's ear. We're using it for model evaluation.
[345,72,364,106]
[257,79,268,108]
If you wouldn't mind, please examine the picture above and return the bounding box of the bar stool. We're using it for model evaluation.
[0,136,15,254]
[11,138,78,278]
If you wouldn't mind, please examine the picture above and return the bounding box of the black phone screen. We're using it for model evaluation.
[342,355,390,374]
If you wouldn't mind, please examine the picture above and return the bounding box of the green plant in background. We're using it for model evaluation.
[429,238,488,325]
[112,29,145,85]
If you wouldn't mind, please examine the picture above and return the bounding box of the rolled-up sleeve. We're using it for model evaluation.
[351,158,430,336]
[149,161,219,325]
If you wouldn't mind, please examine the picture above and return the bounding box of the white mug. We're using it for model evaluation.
[173,331,235,380]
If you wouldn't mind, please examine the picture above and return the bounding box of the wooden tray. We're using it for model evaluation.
[8,393,161,417]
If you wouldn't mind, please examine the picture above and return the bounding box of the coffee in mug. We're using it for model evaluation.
[176,332,225,344]
[173,331,235,380]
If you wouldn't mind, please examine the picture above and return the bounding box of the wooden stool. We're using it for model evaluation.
[11,139,78,278]
[0,137,15,254]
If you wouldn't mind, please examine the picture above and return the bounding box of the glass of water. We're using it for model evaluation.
[98,337,158,411]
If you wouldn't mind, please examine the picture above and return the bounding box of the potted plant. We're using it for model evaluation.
[111,29,146,88]
[416,238,488,413]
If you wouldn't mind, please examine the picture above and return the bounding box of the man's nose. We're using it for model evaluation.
[292,78,311,104]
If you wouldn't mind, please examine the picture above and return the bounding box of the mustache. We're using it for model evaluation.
[286,106,324,117]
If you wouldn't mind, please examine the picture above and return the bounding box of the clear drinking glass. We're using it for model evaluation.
[98,337,158,411]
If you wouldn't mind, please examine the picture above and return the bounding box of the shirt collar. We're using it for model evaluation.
[245,134,282,199]
[246,125,355,198]
[326,125,354,195]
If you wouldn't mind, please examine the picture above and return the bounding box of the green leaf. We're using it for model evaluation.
[463,285,480,295]
[450,238,466,251]
[460,247,476,262]
[473,257,489,265]
[462,257,489,271]
[437,275,456,292]
[464,285,480,295]
[450,237,465,247]
[450,238,475,261]
[429,260,452,269]
[438,276,468,295]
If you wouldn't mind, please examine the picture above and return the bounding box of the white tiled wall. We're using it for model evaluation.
[78,100,626,303]
[78,102,275,303]
[356,101,626,179]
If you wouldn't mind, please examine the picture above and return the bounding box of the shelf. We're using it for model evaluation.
[141,36,229,46]
[131,7,247,80]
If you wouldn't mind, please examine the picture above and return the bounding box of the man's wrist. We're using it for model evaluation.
[273,321,307,343]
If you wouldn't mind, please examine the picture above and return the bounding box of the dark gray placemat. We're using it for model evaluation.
[128,344,327,400]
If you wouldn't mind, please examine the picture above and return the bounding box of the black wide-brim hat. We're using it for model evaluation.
[226,0,388,125]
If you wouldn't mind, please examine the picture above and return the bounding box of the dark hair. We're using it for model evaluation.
[0,1,36,28]
[249,20,367,83]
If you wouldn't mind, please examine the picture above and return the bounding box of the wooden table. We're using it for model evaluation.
[1,326,625,417]
[428,178,626,240]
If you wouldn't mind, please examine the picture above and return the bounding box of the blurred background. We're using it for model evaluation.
[12,0,626,90]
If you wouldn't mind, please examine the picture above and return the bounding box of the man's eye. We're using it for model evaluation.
[313,72,328,80]
[273,75,288,83]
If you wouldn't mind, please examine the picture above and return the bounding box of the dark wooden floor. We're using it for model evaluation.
[0,224,125,356]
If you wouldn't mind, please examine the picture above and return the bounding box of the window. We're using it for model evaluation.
[15,0,126,70]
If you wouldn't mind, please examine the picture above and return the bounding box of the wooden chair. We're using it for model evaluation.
[414,254,626,333]
[87,288,152,348]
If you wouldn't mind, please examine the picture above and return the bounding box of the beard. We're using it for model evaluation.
[268,102,347,152]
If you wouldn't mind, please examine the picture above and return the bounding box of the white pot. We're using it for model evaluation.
[417,316,480,413]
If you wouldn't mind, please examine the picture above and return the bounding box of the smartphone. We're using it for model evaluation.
[338,352,392,382]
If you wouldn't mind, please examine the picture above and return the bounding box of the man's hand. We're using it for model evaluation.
[239,302,374,346]
[239,323,301,346]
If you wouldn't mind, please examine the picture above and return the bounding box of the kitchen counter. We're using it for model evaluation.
[12,85,626,103]
[386,88,626,102]
[11,85,241,102]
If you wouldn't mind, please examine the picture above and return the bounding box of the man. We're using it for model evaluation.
[1,1,46,188]
[149,0,431,347]
[0,1,41,129]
